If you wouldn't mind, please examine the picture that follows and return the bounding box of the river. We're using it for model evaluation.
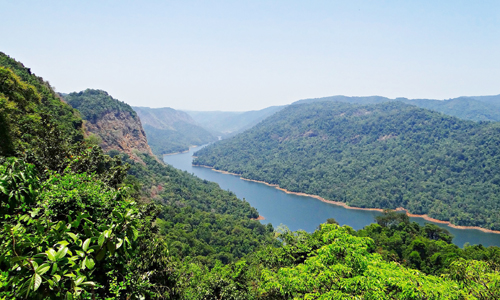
[164,145,500,247]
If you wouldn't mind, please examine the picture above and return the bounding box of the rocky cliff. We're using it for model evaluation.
[62,89,154,161]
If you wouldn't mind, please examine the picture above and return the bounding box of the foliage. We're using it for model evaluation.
[123,152,278,266]
[195,101,500,229]
[0,52,83,142]
[63,89,137,124]
[0,158,142,299]
[256,224,499,299]
[142,124,215,157]
[4,51,500,299]
[293,94,500,122]
[132,106,217,156]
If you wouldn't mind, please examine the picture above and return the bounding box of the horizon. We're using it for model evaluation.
[2,1,499,111]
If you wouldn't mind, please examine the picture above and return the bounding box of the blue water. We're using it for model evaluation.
[164,145,500,247]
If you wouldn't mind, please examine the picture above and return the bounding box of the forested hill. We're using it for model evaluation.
[185,105,284,137]
[0,52,277,298]
[133,106,217,156]
[64,91,276,265]
[294,94,500,122]
[62,89,155,161]
[194,101,500,230]
[4,52,500,298]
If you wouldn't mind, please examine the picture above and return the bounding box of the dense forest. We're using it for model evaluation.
[3,51,500,299]
[195,101,500,230]
[133,107,217,157]
[294,94,500,122]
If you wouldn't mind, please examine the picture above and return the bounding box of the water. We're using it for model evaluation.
[164,145,500,247]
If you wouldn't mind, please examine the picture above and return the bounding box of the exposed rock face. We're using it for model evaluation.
[84,110,154,158]
[62,89,155,162]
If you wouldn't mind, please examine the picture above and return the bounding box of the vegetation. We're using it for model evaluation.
[293,94,500,122]
[142,123,214,156]
[195,101,500,230]
[0,52,83,144]
[3,52,500,299]
[63,89,137,124]
[133,107,217,156]
[121,151,278,266]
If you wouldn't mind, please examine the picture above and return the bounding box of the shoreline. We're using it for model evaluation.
[163,149,189,156]
[193,164,500,234]
[162,145,200,157]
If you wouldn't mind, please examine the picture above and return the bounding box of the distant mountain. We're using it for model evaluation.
[62,89,154,161]
[185,105,285,136]
[293,95,500,122]
[195,101,500,230]
[132,106,217,156]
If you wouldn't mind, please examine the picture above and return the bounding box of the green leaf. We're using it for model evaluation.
[98,233,106,247]
[57,240,69,246]
[132,227,139,241]
[55,246,68,260]
[53,274,61,282]
[67,232,78,242]
[82,238,91,252]
[31,273,42,292]
[81,281,96,287]
[74,275,85,286]
[66,291,74,300]
[107,241,115,256]
[85,257,95,270]
[51,263,58,275]
[11,256,26,263]
[96,248,106,261]
[36,263,51,275]
[116,238,123,249]
[46,249,56,261]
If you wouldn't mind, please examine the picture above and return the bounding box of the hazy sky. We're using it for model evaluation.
[2,1,499,111]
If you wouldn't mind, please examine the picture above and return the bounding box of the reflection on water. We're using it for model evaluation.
[164,145,500,247]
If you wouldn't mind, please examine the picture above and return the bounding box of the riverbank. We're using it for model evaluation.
[163,149,189,156]
[163,146,199,156]
[193,164,500,234]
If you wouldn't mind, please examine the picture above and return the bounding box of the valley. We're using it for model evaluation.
[3,50,500,298]
[167,145,500,247]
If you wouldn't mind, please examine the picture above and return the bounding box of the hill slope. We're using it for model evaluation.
[4,53,500,299]
[62,89,154,161]
[63,91,275,264]
[133,106,216,156]
[294,94,500,122]
[185,105,284,136]
[194,101,500,230]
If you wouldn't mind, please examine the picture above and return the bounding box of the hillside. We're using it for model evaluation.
[185,105,284,136]
[294,94,500,122]
[4,53,500,299]
[194,101,500,230]
[0,53,276,298]
[62,89,154,161]
[64,92,275,265]
[132,106,216,156]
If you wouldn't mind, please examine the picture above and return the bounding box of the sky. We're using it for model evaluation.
[1,1,499,111]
